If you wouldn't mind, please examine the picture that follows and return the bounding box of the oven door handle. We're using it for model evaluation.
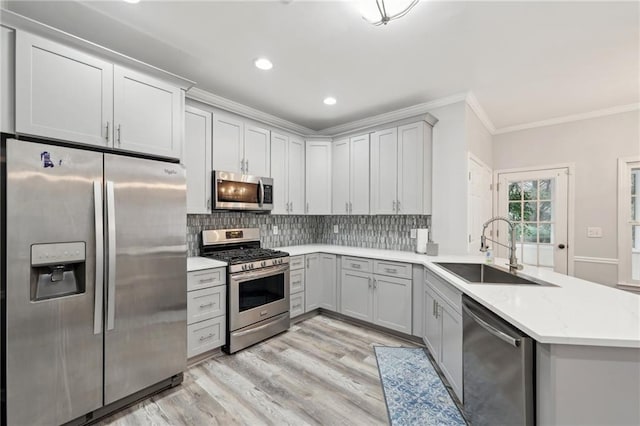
[258,178,264,207]
[231,263,290,281]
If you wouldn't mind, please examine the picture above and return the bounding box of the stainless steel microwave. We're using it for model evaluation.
[212,170,273,211]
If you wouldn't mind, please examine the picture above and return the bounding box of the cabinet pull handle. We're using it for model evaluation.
[352,263,361,269]
[199,302,215,308]
[198,278,215,284]
[397,200,401,212]
[349,202,352,214]
[433,299,436,317]
[306,202,309,213]
[199,333,215,342]
[246,159,249,173]
[373,278,377,289]
[392,200,396,212]
[346,202,349,213]
[105,122,110,142]
[289,202,293,212]
[240,159,244,173]
[385,268,398,274]
[116,124,121,145]
[435,302,439,319]
[306,258,309,268]
[368,277,372,288]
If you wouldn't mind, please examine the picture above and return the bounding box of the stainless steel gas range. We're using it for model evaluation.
[200,228,290,353]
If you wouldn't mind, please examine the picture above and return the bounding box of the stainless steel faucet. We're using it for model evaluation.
[480,216,523,273]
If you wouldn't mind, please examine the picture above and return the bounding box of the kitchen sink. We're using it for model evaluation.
[434,262,555,286]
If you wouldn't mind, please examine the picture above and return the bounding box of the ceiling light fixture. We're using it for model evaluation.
[361,0,419,26]
[254,58,273,71]
[323,97,337,106]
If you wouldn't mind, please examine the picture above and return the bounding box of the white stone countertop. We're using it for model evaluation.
[187,256,227,272]
[275,244,640,349]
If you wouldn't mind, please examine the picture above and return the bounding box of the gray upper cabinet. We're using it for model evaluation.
[270,133,305,215]
[112,66,182,159]
[211,113,270,176]
[15,30,185,159]
[184,106,212,214]
[305,140,332,214]
[370,121,432,215]
[332,134,370,215]
[15,31,113,148]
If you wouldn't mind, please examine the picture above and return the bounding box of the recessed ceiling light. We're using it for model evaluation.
[254,58,273,71]
[323,97,337,106]
[122,0,140,3]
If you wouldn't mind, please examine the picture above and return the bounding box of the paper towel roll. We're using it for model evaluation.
[416,228,429,254]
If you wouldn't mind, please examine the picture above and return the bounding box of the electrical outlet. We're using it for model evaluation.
[273,225,279,235]
[410,229,417,239]
[333,225,339,234]
[587,227,602,238]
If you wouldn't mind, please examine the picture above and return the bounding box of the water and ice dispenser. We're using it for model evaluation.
[30,242,86,301]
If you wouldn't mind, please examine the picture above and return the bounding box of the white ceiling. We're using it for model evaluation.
[5,1,639,132]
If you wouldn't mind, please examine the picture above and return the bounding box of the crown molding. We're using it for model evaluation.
[494,103,640,135]
[319,93,467,137]
[465,92,496,134]
[187,87,317,137]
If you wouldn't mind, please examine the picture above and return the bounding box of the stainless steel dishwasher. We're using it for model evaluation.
[462,295,534,425]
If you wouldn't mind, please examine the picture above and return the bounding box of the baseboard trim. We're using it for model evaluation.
[574,256,619,265]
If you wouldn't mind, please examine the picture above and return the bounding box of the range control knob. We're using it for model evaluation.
[250,264,254,269]
[261,261,266,267]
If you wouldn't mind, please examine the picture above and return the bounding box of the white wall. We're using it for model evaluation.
[466,104,493,168]
[493,110,640,286]
[429,101,468,255]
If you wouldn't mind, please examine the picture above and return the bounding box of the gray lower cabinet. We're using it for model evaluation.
[340,257,412,334]
[423,269,463,400]
[289,255,306,319]
[186,267,227,358]
[305,253,337,312]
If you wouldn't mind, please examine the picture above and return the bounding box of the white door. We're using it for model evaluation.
[244,124,270,176]
[288,138,306,215]
[332,138,350,214]
[340,270,372,321]
[468,155,493,252]
[305,141,332,214]
[373,275,412,333]
[270,132,288,215]
[370,128,398,214]
[184,106,212,213]
[350,134,370,214]
[113,66,181,159]
[397,122,425,214]
[15,31,113,148]
[212,114,243,173]
[497,168,569,273]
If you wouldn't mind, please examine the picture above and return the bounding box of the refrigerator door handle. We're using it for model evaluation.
[93,181,104,335]
[106,180,117,331]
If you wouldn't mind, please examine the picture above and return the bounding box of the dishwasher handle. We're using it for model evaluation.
[462,301,521,347]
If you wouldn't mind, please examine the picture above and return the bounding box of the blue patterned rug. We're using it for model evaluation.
[374,346,466,426]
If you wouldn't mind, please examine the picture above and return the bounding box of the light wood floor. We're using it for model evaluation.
[98,315,420,425]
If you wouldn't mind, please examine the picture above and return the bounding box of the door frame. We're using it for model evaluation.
[467,153,493,253]
[493,163,576,276]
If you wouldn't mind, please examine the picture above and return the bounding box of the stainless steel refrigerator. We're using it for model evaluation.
[2,138,187,425]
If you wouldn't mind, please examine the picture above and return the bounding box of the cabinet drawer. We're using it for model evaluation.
[426,270,462,314]
[187,316,225,358]
[290,269,305,294]
[290,292,305,318]
[187,286,226,325]
[374,260,412,279]
[342,256,373,273]
[187,268,225,292]
[290,255,305,270]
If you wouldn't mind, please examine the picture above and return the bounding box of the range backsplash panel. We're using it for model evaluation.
[187,213,431,257]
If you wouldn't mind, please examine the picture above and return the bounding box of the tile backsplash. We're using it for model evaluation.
[187,213,430,256]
